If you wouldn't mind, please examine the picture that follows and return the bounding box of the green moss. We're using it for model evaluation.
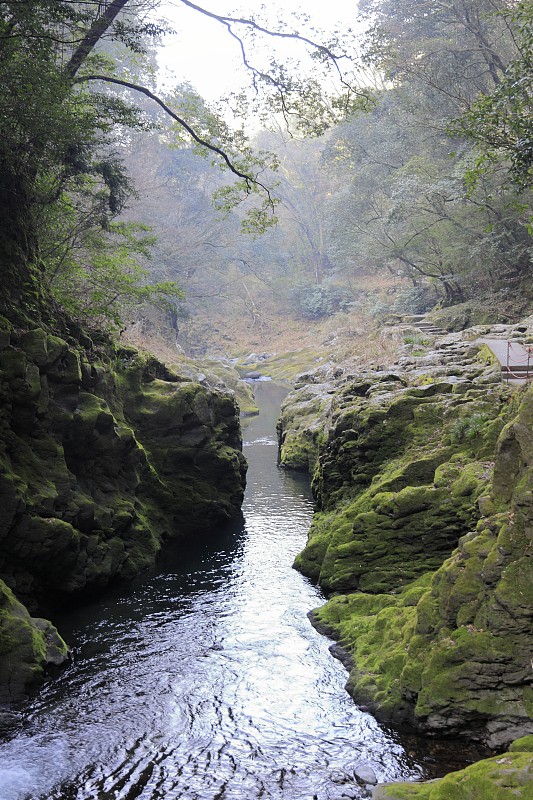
[291,378,533,746]
[374,751,533,799]
[313,578,432,713]
[510,736,533,753]
[429,301,513,331]
[280,428,319,471]
[199,359,259,416]
[237,348,322,383]
[477,343,500,367]
[0,333,248,699]
[300,466,486,593]
[293,511,349,580]
[45,334,69,364]
[294,367,518,607]
[278,386,333,472]
[0,579,69,702]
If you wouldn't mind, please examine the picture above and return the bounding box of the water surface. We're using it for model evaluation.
[0,381,428,799]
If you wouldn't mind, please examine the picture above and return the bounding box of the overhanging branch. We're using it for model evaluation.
[77,74,275,207]
[178,0,347,61]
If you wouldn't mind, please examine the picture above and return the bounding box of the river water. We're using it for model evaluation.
[1,382,440,800]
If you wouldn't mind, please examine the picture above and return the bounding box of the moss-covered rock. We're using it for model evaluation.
[372,750,533,799]
[427,301,514,332]
[294,375,512,594]
[284,320,533,749]
[0,327,247,702]
[156,353,259,416]
[277,380,335,471]
[309,386,533,748]
[0,579,69,703]
[509,735,533,753]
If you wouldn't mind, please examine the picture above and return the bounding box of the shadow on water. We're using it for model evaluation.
[0,381,485,800]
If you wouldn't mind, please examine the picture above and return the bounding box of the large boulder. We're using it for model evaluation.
[309,386,533,748]
[0,578,70,703]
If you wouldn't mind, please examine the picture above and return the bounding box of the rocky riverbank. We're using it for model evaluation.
[278,318,533,793]
[0,324,247,704]
[372,735,533,799]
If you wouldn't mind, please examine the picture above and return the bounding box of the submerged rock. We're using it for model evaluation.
[353,764,378,785]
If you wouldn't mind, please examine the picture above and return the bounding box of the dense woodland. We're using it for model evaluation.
[0,0,531,356]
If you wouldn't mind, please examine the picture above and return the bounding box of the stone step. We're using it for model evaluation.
[416,323,446,334]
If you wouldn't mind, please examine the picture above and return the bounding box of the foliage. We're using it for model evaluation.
[289,284,353,319]
[45,217,182,327]
[3,0,531,342]
[450,412,491,443]
[0,0,369,330]
[403,334,430,346]
[0,0,164,317]
[359,0,512,110]
[454,1,533,190]
[320,0,533,313]
[113,0,533,349]
[392,285,437,315]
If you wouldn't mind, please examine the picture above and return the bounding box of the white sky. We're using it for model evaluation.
[156,0,360,103]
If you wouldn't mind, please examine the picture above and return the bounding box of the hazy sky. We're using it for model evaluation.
[156,1,359,102]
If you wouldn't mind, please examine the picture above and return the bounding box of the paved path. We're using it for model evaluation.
[478,338,533,382]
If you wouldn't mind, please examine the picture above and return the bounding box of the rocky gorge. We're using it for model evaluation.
[0,323,247,705]
[1,310,532,799]
[277,317,533,797]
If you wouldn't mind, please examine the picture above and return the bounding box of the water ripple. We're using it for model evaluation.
[0,383,431,800]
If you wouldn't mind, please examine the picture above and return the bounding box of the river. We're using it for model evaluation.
[0,381,447,800]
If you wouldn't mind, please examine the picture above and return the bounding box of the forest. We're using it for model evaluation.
[1,0,531,356]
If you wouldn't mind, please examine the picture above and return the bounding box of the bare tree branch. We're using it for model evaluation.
[178,0,346,60]
[176,0,361,97]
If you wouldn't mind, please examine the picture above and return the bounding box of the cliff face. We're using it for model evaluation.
[280,322,533,750]
[0,326,247,703]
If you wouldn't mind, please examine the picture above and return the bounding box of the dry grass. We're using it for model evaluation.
[122,306,403,385]
[121,275,405,377]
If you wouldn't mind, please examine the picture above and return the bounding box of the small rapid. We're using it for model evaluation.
[0,381,429,800]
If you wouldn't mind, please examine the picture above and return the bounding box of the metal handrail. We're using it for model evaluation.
[505,342,533,382]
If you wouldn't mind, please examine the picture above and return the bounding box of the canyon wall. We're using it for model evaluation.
[0,326,247,702]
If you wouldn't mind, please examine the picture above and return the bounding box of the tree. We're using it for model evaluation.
[0,0,157,315]
[258,130,337,287]
[323,77,533,310]
[455,1,533,189]
[312,0,533,313]
[119,127,290,346]
[359,0,517,112]
[0,0,359,323]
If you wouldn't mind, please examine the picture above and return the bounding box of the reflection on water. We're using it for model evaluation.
[0,382,426,800]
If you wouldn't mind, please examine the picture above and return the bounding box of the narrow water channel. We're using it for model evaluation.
[1,382,430,800]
